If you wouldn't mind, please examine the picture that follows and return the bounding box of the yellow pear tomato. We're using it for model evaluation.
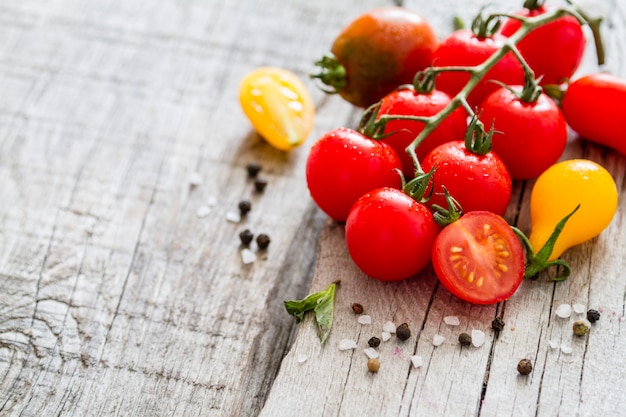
[239,67,315,151]
[529,159,618,261]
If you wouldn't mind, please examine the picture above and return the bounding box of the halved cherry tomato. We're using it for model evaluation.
[376,86,468,179]
[239,67,315,151]
[346,187,440,281]
[306,128,402,222]
[313,7,438,108]
[432,211,525,304]
[500,2,585,86]
[561,73,626,155]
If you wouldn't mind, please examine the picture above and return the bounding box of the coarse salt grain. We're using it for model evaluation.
[241,248,257,265]
[338,339,358,351]
[358,315,372,325]
[189,172,203,186]
[555,303,572,318]
[443,316,460,326]
[206,196,218,206]
[381,332,391,342]
[549,340,559,349]
[432,335,445,346]
[560,345,573,355]
[196,205,212,218]
[383,321,396,333]
[363,348,379,359]
[226,211,241,223]
[410,355,424,368]
[471,329,486,347]
[573,303,586,314]
[296,354,308,363]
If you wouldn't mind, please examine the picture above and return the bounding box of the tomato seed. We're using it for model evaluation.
[351,303,364,314]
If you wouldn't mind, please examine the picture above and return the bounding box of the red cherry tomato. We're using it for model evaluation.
[421,140,512,216]
[313,7,439,108]
[432,211,525,304]
[346,187,440,281]
[478,86,567,180]
[500,5,585,85]
[561,73,626,156]
[306,128,402,222]
[432,29,524,108]
[377,86,468,179]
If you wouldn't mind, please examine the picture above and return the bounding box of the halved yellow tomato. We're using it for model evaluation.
[239,67,315,151]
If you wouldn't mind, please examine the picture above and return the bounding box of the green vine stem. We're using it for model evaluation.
[399,5,595,174]
[511,205,580,281]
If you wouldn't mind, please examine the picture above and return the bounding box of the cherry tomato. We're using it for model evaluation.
[421,140,512,216]
[313,7,438,108]
[377,86,468,179]
[528,159,618,261]
[346,187,440,281]
[478,85,567,180]
[306,128,402,222]
[432,29,524,108]
[561,73,626,155]
[432,211,525,304]
[500,4,585,85]
[239,67,315,151]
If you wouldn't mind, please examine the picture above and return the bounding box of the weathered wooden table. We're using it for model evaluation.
[1,0,624,416]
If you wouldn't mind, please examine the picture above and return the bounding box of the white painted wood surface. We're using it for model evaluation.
[0,1,624,416]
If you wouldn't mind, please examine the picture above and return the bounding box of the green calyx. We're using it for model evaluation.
[311,53,347,94]
[413,69,437,94]
[512,204,580,281]
[431,187,463,227]
[464,115,495,155]
[523,0,545,11]
[471,9,501,38]
[402,166,435,204]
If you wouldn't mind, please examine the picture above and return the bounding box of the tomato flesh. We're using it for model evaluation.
[432,211,524,304]
[239,67,315,151]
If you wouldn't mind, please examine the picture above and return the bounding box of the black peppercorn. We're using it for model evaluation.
[517,358,533,375]
[238,200,252,217]
[458,332,472,346]
[254,178,268,193]
[239,229,254,246]
[351,303,364,314]
[246,162,262,178]
[491,317,505,333]
[256,233,271,250]
[396,323,411,341]
[368,337,381,348]
[586,309,601,323]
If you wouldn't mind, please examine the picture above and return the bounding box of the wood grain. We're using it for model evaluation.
[0,0,624,417]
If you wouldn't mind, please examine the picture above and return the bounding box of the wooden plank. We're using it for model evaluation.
[260,1,626,416]
[0,0,624,416]
[0,0,374,416]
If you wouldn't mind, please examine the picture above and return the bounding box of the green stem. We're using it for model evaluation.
[403,6,581,172]
[511,204,580,281]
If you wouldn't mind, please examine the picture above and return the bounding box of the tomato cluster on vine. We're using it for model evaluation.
[305,2,621,305]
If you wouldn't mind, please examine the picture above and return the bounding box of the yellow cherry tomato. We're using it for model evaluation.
[239,67,315,151]
[529,159,618,261]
